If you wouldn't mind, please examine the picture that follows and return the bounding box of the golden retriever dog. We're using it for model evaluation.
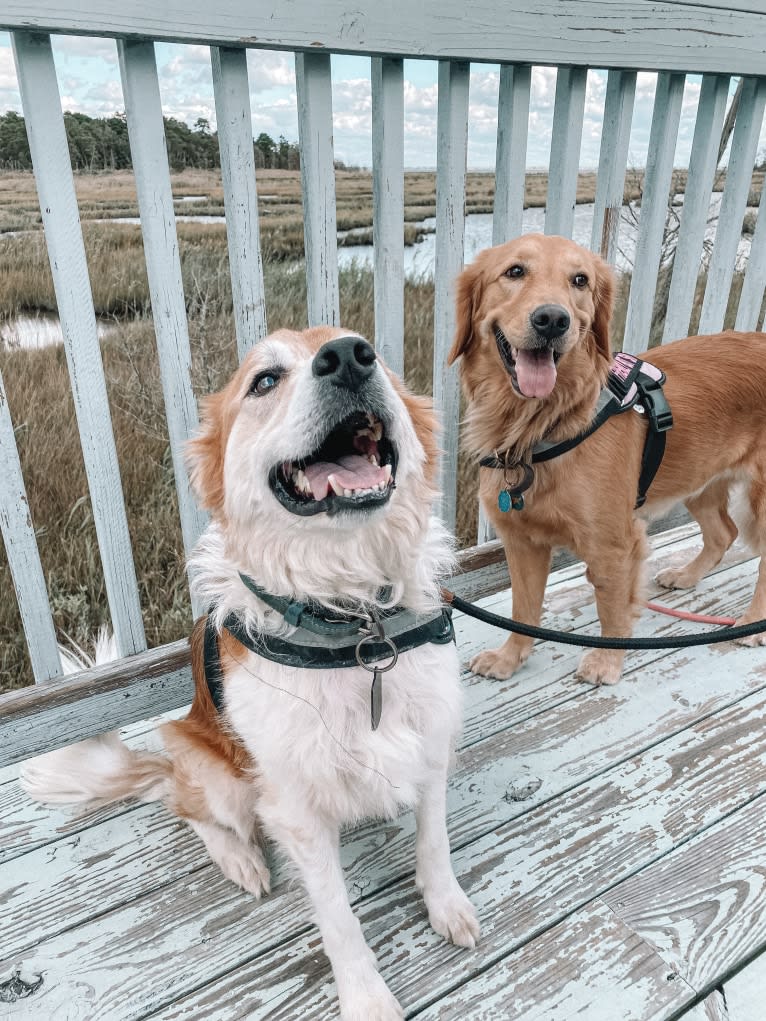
[448,233,766,685]
[23,326,479,1021]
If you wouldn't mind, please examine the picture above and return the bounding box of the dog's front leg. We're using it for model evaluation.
[469,538,552,679]
[415,764,480,948]
[577,522,648,685]
[260,800,403,1021]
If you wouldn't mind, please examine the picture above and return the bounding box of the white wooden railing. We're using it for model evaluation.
[1,0,766,766]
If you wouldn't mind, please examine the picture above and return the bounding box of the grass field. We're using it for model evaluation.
[0,166,761,690]
[0,166,654,245]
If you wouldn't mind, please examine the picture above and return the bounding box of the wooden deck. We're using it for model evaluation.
[2,521,766,1020]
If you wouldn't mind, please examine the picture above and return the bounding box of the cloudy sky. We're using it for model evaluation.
[0,32,760,171]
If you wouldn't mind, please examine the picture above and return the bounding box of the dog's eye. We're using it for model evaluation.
[250,370,282,396]
[572,272,589,289]
[505,264,524,279]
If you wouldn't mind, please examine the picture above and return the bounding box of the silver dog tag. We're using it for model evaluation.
[355,630,398,731]
[370,669,383,730]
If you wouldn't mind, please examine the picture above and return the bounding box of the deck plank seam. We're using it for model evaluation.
[666,942,766,1021]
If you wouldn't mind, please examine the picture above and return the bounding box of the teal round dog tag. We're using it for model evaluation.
[498,490,511,512]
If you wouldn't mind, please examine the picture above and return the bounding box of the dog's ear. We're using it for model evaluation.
[186,389,230,515]
[590,256,615,362]
[447,261,482,364]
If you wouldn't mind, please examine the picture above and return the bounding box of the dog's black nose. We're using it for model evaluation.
[312,336,377,389]
[530,304,571,341]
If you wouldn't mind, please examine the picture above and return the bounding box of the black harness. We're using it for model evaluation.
[480,352,673,511]
[202,574,455,729]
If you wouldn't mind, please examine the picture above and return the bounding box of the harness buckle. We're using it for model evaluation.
[640,379,674,433]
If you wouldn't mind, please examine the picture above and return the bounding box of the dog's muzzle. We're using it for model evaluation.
[269,407,398,517]
[494,324,564,400]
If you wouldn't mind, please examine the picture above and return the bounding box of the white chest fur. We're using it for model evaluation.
[222,640,462,825]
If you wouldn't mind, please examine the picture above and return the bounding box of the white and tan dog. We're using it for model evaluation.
[23,326,479,1020]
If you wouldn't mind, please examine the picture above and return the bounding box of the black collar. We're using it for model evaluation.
[201,576,455,729]
[237,572,383,637]
[480,352,673,511]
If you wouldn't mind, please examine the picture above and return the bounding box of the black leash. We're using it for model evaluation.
[442,589,766,650]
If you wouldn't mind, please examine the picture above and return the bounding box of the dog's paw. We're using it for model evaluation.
[468,645,526,680]
[219,843,271,898]
[576,649,624,686]
[735,616,766,647]
[424,885,480,949]
[655,565,697,590]
[338,969,404,1021]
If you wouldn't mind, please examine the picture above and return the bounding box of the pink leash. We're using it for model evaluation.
[645,601,736,626]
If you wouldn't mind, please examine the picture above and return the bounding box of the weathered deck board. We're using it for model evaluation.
[723,951,766,1019]
[2,527,765,1019]
[682,992,730,1021]
[605,798,766,994]
[416,901,694,1020]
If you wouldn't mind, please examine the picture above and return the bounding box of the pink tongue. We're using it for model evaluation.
[514,348,557,398]
[304,454,387,499]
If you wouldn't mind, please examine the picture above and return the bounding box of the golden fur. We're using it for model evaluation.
[449,233,766,685]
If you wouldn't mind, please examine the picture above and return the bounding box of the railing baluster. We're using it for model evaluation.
[493,63,531,245]
[663,74,730,342]
[479,63,531,543]
[736,207,766,330]
[698,76,766,336]
[433,59,469,531]
[211,45,267,357]
[11,31,146,657]
[295,52,339,326]
[118,40,208,578]
[622,71,686,353]
[591,70,636,264]
[0,368,61,682]
[371,56,405,375]
[545,67,588,238]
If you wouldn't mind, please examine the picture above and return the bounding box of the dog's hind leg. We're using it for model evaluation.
[734,475,766,646]
[161,721,271,897]
[656,477,738,590]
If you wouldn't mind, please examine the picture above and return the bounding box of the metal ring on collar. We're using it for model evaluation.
[354,635,399,673]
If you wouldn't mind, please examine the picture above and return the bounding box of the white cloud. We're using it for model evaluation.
[52,35,118,64]
[247,50,295,91]
[0,41,21,111]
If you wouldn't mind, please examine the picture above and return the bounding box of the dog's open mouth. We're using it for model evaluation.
[495,326,561,399]
[269,411,397,516]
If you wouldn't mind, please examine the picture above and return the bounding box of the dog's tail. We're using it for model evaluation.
[20,628,173,808]
[20,731,173,807]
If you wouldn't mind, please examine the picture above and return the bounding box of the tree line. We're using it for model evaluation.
[0,110,301,172]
